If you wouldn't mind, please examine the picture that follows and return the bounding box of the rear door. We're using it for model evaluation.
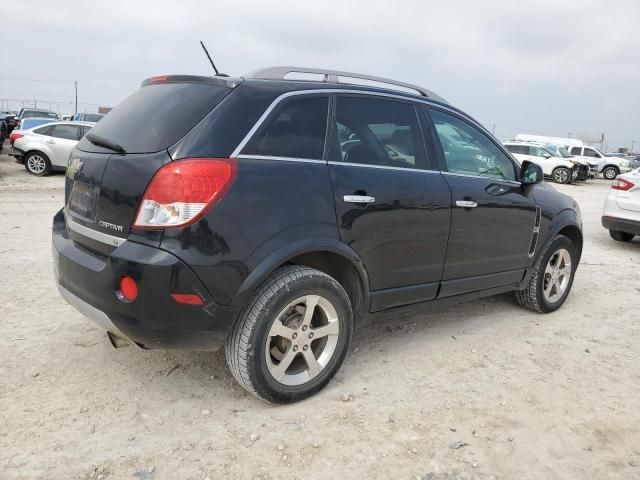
[46,124,81,167]
[425,107,537,297]
[328,94,451,310]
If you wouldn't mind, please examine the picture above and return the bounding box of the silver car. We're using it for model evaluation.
[11,121,95,176]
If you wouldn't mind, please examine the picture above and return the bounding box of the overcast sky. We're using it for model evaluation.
[2,0,639,149]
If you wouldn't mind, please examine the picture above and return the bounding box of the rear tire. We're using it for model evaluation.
[515,235,577,313]
[225,265,353,404]
[603,166,619,180]
[24,151,52,176]
[552,167,571,184]
[609,230,634,242]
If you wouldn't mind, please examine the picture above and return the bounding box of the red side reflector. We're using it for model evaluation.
[149,75,170,83]
[611,178,634,191]
[118,276,138,302]
[171,293,204,305]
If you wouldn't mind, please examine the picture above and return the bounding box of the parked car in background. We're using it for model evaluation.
[569,145,631,179]
[73,112,105,123]
[15,108,58,130]
[8,117,57,146]
[61,114,73,121]
[53,67,583,404]
[11,121,94,176]
[627,155,640,170]
[602,168,640,242]
[504,141,580,184]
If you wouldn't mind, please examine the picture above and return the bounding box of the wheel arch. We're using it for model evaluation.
[233,239,370,317]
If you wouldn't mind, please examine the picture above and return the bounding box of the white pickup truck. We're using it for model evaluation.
[568,145,631,180]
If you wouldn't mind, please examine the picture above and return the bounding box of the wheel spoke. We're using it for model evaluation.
[269,320,295,340]
[271,347,298,380]
[311,321,339,339]
[301,295,319,328]
[302,349,322,378]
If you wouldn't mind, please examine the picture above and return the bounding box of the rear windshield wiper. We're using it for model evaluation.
[86,133,126,154]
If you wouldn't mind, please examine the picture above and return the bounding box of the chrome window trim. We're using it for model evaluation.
[230,88,477,159]
[236,154,325,164]
[328,161,440,174]
[441,171,521,185]
[64,210,126,247]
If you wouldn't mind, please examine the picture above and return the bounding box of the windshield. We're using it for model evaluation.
[23,110,58,119]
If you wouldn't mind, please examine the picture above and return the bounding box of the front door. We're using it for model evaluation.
[328,95,451,310]
[426,107,537,297]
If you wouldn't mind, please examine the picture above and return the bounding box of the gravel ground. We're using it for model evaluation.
[1,140,639,480]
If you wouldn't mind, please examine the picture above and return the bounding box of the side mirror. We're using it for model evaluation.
[520,160,543,185]
[543,153,551,158]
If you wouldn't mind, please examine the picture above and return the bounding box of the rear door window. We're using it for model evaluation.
[50,125,80,140]
[330,96,426,169]
[242,96,329,159]
[80,82,231,153]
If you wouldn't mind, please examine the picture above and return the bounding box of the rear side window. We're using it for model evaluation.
[331,96,426,169]
[34,126,52,135]
[242,96,329,159]
[570,147,582,155]
[50,125,80,140]
[81,83,230,153]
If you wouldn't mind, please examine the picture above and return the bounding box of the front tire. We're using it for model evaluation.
[609,230,634,242]
[602,166,619,180]
[225,265,353,404]
[24,151,52,176]
[552,167,571,184]
[515,235,577,313]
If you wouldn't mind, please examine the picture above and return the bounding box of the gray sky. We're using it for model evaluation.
[2,0,639,150]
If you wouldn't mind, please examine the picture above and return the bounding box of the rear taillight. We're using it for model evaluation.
[9,132,23,142]
[611,178,634,191]
[133,158,237,229]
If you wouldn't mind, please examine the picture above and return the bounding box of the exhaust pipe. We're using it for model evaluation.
[107,331,130,348]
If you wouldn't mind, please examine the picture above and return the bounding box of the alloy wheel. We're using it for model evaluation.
[265,294,340,386]
[27,155,46,174]
[543,248,572,303]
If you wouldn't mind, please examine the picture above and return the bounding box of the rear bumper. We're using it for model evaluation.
[10,147,24,162]
[602,215,640,235]
[52,209,240,350]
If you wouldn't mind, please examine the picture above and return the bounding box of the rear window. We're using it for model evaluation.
[81,83,230,153]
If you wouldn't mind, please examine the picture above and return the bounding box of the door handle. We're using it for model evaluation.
[343,195,375,204]
[455,200,478,208]
[46,140,55,144]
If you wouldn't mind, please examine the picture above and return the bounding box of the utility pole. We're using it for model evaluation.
[492,123,496,134]
[631,140,635,154]
[74,81,78,117]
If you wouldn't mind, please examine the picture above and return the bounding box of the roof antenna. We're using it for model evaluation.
[200,41,228,77]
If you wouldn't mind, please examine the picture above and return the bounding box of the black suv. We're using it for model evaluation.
[53,67,583,403]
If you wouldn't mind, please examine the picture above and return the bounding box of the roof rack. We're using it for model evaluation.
[244,66,447,104]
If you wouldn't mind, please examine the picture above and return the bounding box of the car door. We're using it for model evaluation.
[425,107,537,297]
[528,146,554,175]
[328,94,451,311]
[46,124,81,167]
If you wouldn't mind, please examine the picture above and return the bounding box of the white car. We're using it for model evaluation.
[569,145,631,180]
[602,168,640,242]
[11,121,95,176]
[504,141,579,184]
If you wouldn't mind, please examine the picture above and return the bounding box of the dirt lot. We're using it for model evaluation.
[1,140,638,480]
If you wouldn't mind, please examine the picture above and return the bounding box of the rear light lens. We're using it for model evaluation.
[9,132,23,142]
[171,293,204,305]
[149,75,170,83]
[133,158,237,229]
[611,178,634,191]
[118,276,138,302]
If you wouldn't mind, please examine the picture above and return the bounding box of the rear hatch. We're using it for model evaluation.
[64,76,235,248]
